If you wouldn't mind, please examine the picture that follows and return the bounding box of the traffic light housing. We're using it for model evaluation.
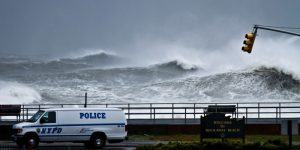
[242,32,256,53]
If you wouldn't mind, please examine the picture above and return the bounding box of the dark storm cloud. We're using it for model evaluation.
[0,0,300,58]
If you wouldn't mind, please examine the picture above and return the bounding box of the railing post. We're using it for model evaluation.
[172,103,174,120]
[154,108,156,120]
[246,108,248,123]
[26,108,28,120]
[237,103,239,118]
[106,104,108,108]
[258,103,260,118]
[128,104,130,120]
[194,103,196,119]
[22,105,25,121]
[279,102,281,118]
[150,103,152,119]
[184,108,187,123]
[276,107,278,122]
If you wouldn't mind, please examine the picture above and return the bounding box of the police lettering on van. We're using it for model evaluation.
[80,112,106,119]
[37,128,62,134]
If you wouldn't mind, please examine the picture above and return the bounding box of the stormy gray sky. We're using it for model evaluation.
[1,0,300,66]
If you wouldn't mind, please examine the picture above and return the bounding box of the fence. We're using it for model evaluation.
[1,102,300,121]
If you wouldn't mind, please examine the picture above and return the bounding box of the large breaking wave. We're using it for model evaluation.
[0,81,41,104]
[135,66,300,102]
[0,53,299,104]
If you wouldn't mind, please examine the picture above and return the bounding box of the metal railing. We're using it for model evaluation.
[1,102,300,121]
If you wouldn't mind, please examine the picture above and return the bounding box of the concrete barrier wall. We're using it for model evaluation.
[281,120,298,135]
[0,124,289,140]
[127,124,281,135]
[127,125,200,135]
[246,124,281,135]
[0,125,12,140]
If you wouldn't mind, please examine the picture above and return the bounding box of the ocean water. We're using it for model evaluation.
[0,53,299,104]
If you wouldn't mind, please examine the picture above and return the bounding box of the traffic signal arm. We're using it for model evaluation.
[254,25,300,37]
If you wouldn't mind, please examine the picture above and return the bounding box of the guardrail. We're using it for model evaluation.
[1,102,300,121]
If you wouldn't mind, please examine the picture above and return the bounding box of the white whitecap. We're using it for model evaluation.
[0,81,41,104]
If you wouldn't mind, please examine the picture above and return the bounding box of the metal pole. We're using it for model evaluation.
[172,103,174,119]
[84,92,87,108]
[200,116,203,143]
[150,103,152,119]
[258,103,260,118]
[128,104,130,119]
[22,105,25,121]
[288,120,292,149]
[242,116,246,143]
[154,108,156,120]
[279,103,281,118]
[237,103,239,118]
[194,103,196,119]
[26,108,28,120]
[276,108,278,121]
[184,108,187,124]
[246,108,248,123]
[254,25,300,37]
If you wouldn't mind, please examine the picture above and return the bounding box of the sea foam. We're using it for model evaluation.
[0,81,41,104]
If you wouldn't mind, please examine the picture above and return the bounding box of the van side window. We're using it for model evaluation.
[41,111,56,123]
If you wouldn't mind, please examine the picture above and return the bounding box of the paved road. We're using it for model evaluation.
[0,140,159,150]
[0,144,135,150]
[0,146,135,150]
[29,147,134,150]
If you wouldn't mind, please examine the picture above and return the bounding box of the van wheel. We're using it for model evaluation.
[24,134,39,148]
[90,134,106,149]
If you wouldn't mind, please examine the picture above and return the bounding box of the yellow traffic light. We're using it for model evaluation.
[242,33,256,53]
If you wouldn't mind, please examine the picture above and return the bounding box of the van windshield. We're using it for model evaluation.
[28,110,45,122]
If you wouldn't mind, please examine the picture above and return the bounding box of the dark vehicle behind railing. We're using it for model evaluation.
[0,105,21,121]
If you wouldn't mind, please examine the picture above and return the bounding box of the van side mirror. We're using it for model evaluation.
[40,118,46,124]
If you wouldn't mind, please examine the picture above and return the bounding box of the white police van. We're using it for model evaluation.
[12,108,127,148]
